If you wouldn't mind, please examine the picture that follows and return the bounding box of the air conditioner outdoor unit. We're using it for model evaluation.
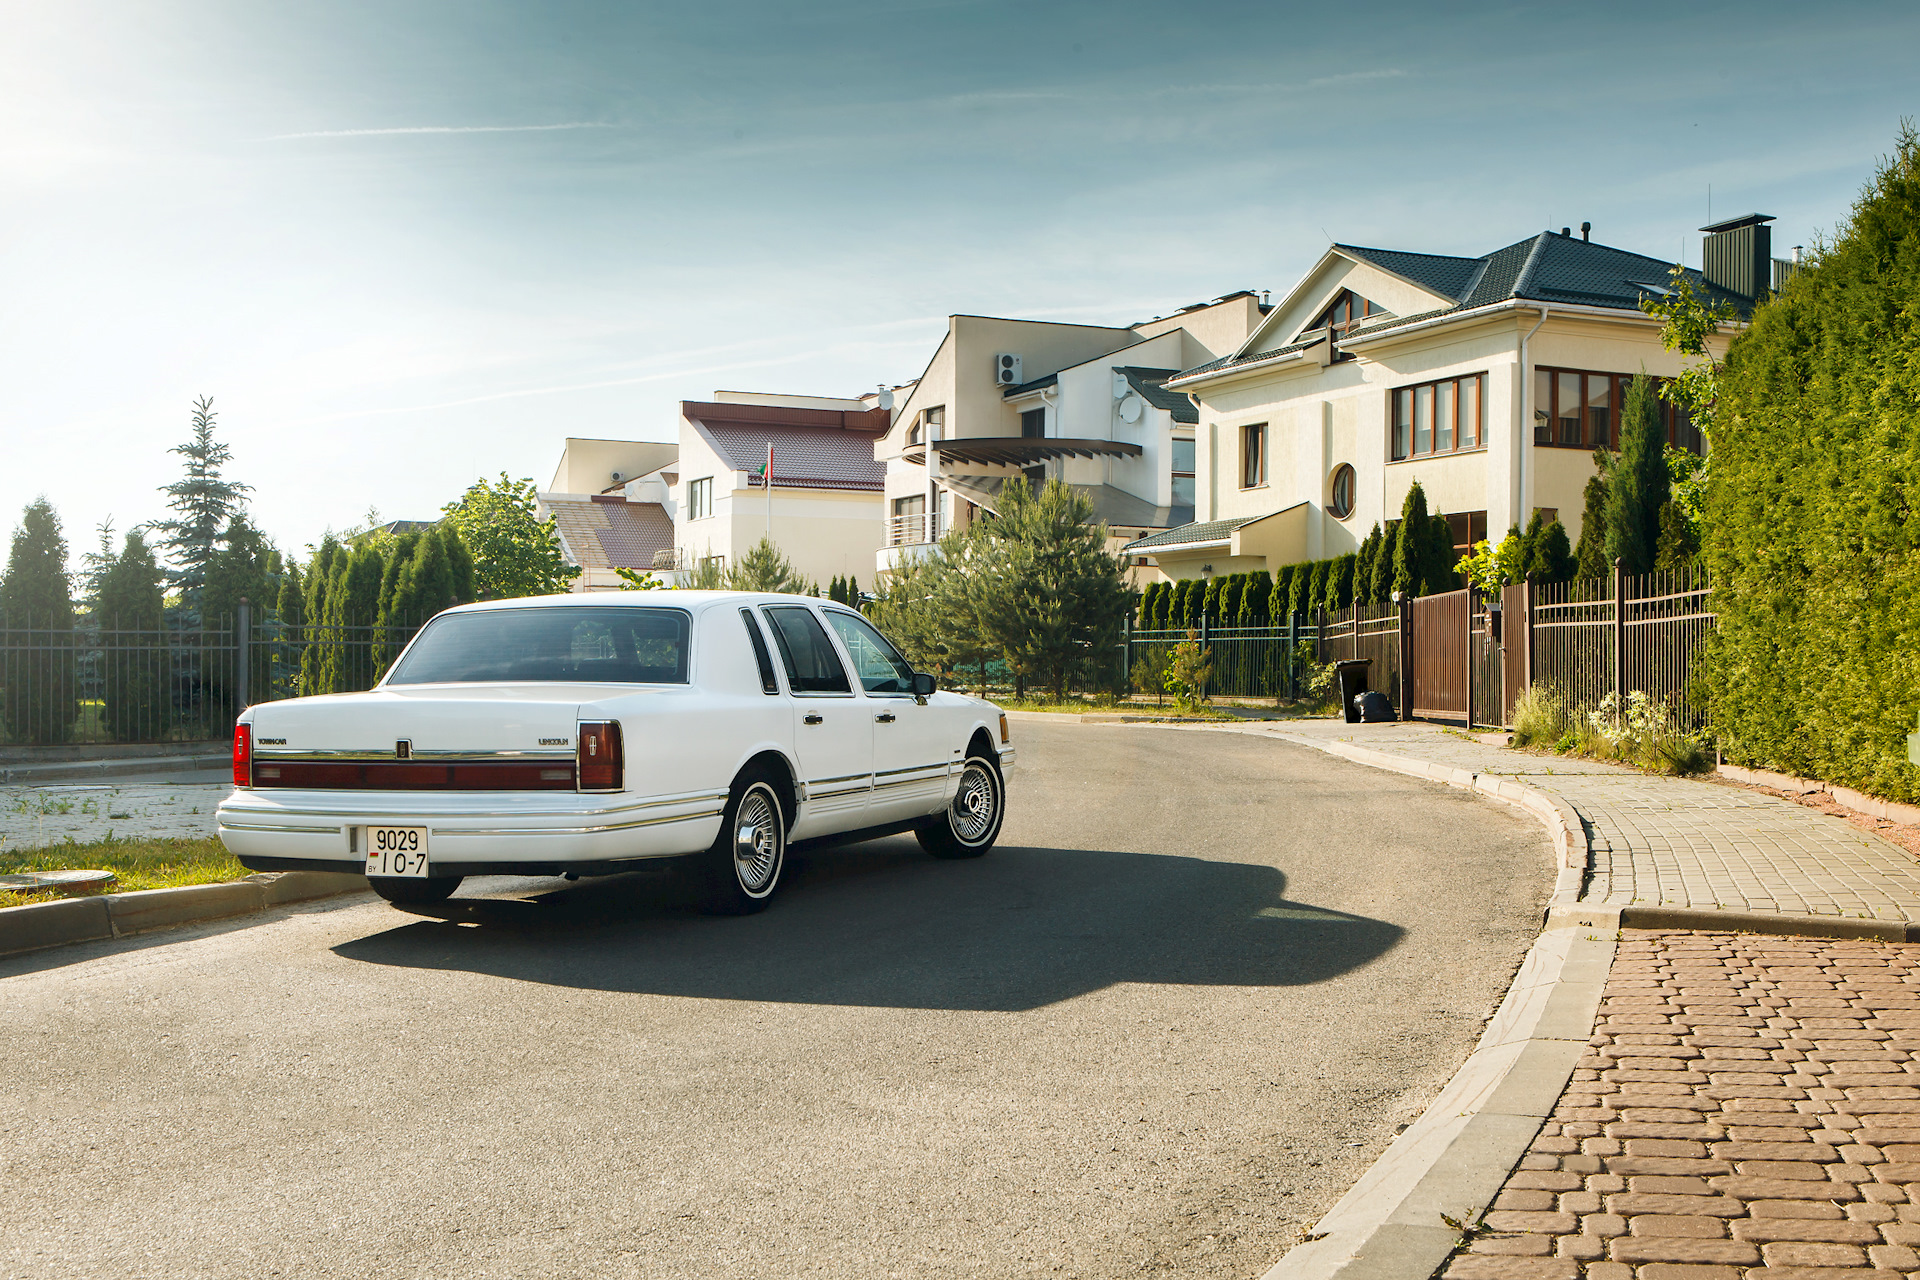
[994,353,1022,386]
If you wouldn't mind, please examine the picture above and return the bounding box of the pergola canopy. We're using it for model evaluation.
[902,437,1143,467]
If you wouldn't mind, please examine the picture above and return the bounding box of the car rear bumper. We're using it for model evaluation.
[216,786,728,871]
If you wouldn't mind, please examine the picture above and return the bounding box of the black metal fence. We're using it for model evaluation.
[0,607,423,747]
[1125,618,1322,701]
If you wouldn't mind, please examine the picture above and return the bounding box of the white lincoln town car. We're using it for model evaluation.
[217,591,1013,913]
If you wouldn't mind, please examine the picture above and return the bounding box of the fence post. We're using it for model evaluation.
[1397,596,1413,721]
[1612,559,1626,709]
[236,598,251,719]
[1465,588,1475,731]
[1285,609,1297,699]
[1121,614,1131,685]
[1523,578,1535,696]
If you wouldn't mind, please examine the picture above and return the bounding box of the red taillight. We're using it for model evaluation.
[577,721,623,792]
[233,722,252,787]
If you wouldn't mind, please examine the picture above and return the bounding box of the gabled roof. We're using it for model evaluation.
[681,400,887,492]
[1116,367,1198,424]
[1172,232,1749,387]
[1121,515,1260,552]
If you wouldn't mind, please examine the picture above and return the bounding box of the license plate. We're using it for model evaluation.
[362,826,430,877]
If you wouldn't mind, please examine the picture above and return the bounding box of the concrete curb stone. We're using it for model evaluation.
[0,871,370,958]
[0,752,230,785]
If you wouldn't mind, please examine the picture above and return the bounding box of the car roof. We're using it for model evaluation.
[435,590,837,617]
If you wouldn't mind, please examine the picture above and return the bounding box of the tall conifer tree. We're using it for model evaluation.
[0,499,77,743]
[153,397,252,602]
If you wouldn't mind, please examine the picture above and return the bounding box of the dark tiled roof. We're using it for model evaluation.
[696,421,885,491]
[545,498,673,571]
[1121,515,1258,552]
[1174,233,1751,385]
[1116,367,1198,424]
[1334,245,1484,301]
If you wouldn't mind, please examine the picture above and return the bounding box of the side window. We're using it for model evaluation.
[823,610,916,695]
[761,606,852,695]
[739,608,778,694]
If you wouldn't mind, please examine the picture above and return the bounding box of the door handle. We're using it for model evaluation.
[875,712,896,723]
[804,713,824,725]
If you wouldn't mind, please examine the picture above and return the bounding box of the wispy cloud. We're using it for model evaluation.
[268,122,618,141]
[1304,69,1407,88]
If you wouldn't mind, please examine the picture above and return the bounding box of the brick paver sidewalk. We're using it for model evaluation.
[1267,721,1920,925]
[1443,929,1920,1280]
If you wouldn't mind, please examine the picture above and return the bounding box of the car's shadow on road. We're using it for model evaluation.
[331,839,1404,1012]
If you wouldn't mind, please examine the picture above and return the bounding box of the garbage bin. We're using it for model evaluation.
[1334,659,1373,724]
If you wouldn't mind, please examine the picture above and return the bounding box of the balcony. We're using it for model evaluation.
[887,512,935,547]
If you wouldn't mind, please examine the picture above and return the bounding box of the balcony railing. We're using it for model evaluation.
[887,513,929,547]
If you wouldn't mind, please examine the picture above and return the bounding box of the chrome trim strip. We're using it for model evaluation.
[873,762,950,779]
[218,790,729,822]
[252,748,577,761]
[808,772,869,786]
[218,820,346,835]
[438,807,724,836]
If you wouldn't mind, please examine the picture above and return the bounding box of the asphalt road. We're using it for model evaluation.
[1,721,1551,1279]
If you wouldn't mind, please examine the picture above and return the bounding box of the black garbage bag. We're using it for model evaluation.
[1354,690,1395,723]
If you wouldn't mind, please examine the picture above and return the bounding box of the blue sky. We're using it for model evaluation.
[2,0,1914,569]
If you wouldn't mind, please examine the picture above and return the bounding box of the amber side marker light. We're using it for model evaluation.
[232,722,252,787]
[999,714,1010,744]
[578,721,624,791]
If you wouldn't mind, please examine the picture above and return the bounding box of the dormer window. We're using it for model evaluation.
[1311,290,1385,340]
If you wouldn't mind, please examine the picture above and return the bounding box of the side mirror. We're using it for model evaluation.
[912,672,937,698]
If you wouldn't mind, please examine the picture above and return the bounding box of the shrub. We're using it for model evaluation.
[1164,631,1212,712]
[1509,684,1571,748]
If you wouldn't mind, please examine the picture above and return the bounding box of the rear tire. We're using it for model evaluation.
[697,772,787,915]
[917,754,1004,859]
[370,875,463,905]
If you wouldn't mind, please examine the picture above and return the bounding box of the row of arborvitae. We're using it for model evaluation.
[280,524,478,695]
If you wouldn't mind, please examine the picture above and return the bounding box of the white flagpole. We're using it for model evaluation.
[765,442,774,540]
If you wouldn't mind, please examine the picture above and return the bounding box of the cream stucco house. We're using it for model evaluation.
[873,294,1270,579]
[1125,218,1775,580]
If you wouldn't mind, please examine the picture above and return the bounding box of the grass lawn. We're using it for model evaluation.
[1,836,249,907]
[999,698,1241,720]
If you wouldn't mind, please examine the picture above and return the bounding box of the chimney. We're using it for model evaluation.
[1580,221,1591,242]
[1561,226,1571,238]
[1700,213,1775,299]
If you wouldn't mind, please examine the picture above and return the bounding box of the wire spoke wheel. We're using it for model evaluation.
[731,784,783,896]
[949,762,999,844]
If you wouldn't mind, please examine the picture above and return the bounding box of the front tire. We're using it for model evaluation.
[697,773,787,915]
[917,754,1004,859]
[370,875,463,905]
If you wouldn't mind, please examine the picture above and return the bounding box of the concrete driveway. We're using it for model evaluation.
[1,720,1551,1279]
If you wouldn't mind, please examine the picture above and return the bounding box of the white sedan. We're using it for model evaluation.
[217,591,1013,913]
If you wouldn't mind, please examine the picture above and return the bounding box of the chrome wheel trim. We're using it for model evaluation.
[732,784,782,896]
[948,761,1000,845]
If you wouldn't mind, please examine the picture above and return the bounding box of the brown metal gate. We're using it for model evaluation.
[1408,589,1470,722]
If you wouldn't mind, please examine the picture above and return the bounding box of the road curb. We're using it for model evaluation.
[0,871,369,958]
[0,753,230,785]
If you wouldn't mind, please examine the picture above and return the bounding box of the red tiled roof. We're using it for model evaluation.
[684,403,886,492]
[545,498,674,570]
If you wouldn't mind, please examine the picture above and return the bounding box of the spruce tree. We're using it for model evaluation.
[0,499,77,743]
[80,518,117,607]
[1606,374,1669,576]
[153,396,252,603]
[95,530,167,741]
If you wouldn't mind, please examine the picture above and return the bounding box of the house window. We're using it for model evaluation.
[1170,437,1195,509]
[1020,407,1045,439]
[1533,368,1703,454]
[889,494,926,547]
[1445,511,1489,561]
[688,477,713,521]
[1241,423,1266,488]
[1312,289,1384,340]
[1390,373,1487,460]
[1328,464,1356,519]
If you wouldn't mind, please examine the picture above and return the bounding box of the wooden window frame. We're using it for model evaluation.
[1240,422,1267,489]
[1387,372,1488,462]
[1532,368,1705,454]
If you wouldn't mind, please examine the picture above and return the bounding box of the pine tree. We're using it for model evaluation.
[1654,502,1699,571]
[153,396,252,603]
[95,530,167,741]
[725,536,814,594]
[1573,462,1612,582]
[1606,374,1669,576]
[0,499,77,743]
[1526,520,1575,583]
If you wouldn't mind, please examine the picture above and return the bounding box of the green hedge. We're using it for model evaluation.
[1702,128,1920,803]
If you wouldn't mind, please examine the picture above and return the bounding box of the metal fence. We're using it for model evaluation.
[1126,619,1320,701]
[1529,566,1714,728]
[1316,600,1404,711]
[0,607,423,747]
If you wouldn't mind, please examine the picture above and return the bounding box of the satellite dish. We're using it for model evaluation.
[1118,394,1144,424]
[877,388,895,410]
[1112,372,1131,400]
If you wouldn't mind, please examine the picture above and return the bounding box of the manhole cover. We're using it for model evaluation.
[1,869,117,896]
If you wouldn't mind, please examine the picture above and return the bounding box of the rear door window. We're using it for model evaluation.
[761,607,852,695]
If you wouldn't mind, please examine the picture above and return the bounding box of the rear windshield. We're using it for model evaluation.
[386,607,692,685]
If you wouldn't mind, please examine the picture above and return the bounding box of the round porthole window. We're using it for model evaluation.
[1328,464,1357,519]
